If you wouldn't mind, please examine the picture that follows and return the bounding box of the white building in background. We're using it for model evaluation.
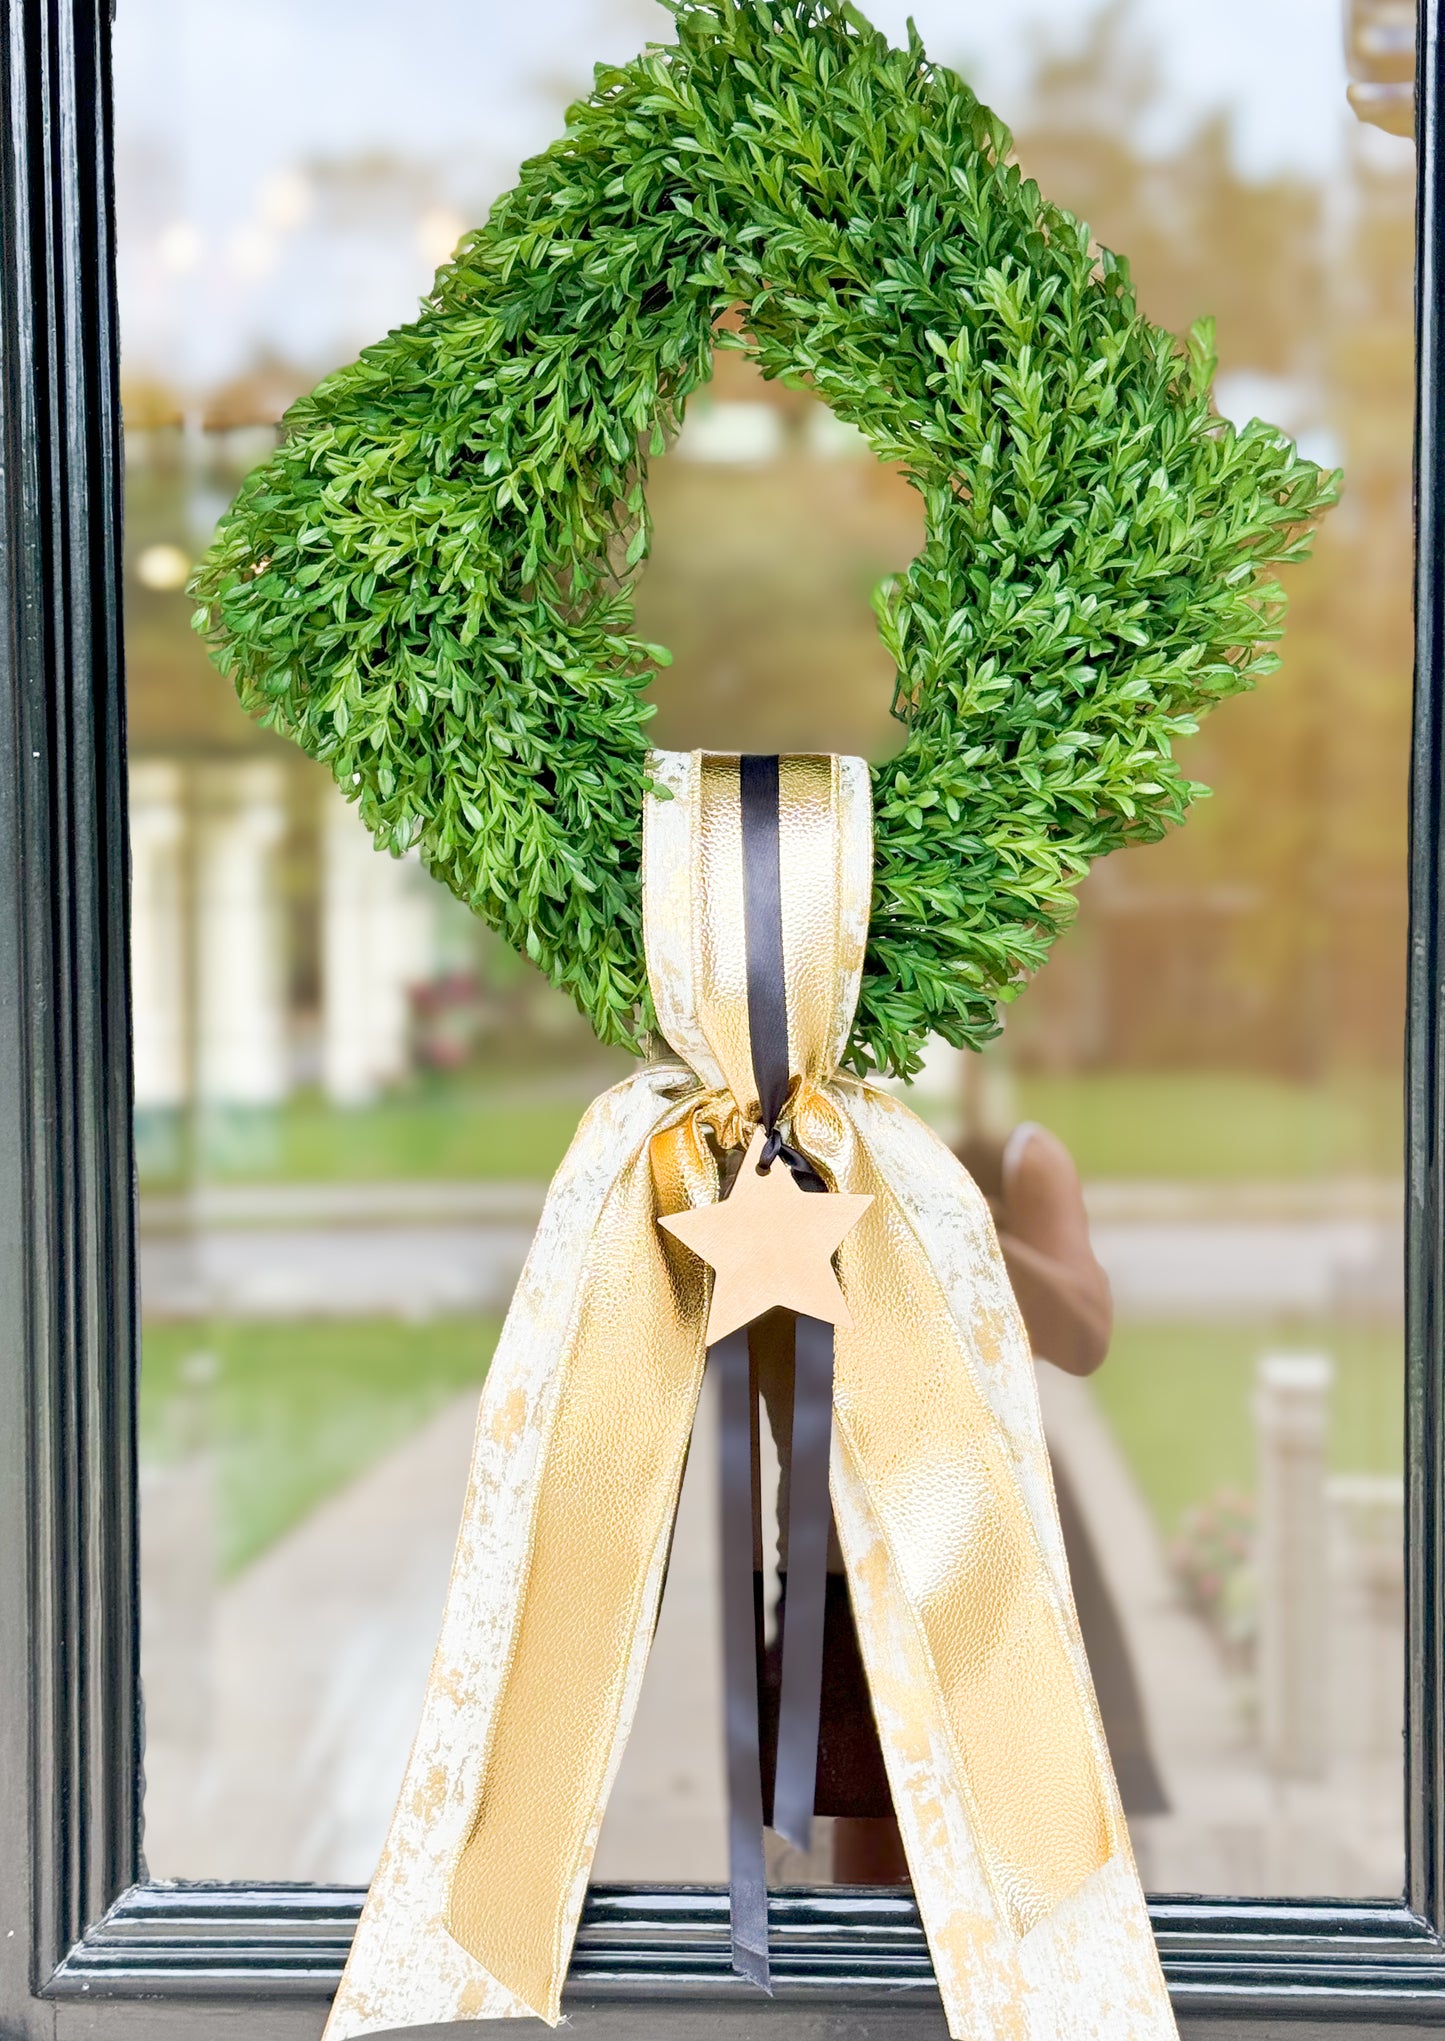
[127,758,441,1118]
[321,779,435,1104]
[195,761,289,1108]
[675,398,784,464]
[129,759,187,1110]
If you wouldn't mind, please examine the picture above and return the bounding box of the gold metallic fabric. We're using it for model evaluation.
[798,1089,1116,1933]
[442,1091,716,2013]
[323,750,1176,2041]
[651,754,1118,1937]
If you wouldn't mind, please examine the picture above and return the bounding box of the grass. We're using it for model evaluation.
[137,1067,1404,1189]
[133,1066,1404,1578]
[1091,1318,1403,1538]
[140,1315,500,1575]
[1015,1071,1401,1182]
[137,1090,604,1186]
[138,1307,1402,1582]
[262,1092,589,1182]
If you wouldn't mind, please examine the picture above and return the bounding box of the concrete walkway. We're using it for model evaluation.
[141,1360,1403,1900]
[1038,1366,1402,1898]
[141,1378,734,1885]
[137,1177,1402,1321]
[142,1384,477,1881]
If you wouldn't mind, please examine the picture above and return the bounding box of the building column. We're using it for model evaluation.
[195,761,289,1107]
[129,759,187,1109]
[321,780,433,1104]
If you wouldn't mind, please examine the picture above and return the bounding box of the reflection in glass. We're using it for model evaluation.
[120,0,1409,1898]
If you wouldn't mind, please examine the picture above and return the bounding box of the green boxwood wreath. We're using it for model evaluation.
[193,0,1336,1081]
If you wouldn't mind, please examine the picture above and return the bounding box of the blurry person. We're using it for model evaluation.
[757,1120,1167,1887]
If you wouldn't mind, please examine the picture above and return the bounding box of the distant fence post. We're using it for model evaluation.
[138,1350,219,1788]
[1255,1352,1333,1779]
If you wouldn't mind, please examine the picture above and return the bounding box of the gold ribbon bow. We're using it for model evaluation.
[323,751,1176,2041]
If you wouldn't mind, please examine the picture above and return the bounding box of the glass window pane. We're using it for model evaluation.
[119,0,1409,1898]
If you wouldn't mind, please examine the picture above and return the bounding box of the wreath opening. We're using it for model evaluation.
[192,0,1337,1080]
[637,336,920,764]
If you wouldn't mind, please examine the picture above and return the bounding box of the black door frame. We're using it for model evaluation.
[5,1,1445,2034]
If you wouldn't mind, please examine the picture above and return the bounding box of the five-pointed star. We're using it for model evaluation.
[659,1129,873,1345]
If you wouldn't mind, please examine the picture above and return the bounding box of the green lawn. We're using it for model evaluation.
[1092,1319,1403,1537]
[139,1307,1402,1582]
[138,1067,1404,1189]
[141,1316,500,1574]
[138,1090,602,1187]
[1016,1071,1400,1182]
[259,1092,590,1182]
[134,1074,1403,1577]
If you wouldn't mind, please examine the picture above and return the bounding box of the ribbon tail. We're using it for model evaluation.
[320,1070,720,2041]
[772,1313,833,1853]
[715,1326,771,1992]
[811,1080,1177,2041]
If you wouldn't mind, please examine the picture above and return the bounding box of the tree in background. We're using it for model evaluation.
[1005,2,1414,1082]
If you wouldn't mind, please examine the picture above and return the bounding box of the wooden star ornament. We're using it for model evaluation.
[659,1129,873,1345]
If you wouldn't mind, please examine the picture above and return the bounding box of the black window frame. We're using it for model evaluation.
[4,1,1445,2033]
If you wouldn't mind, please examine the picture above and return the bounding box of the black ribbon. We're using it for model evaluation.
[740,754,791,1134]
[770,1310,833,1851]
[714,1324,769,1991]
[710,755,836,1988]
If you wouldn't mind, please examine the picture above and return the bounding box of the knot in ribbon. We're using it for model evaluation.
[674,1083,756,1161]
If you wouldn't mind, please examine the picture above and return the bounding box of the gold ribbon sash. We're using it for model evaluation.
[323,751,1177,2041]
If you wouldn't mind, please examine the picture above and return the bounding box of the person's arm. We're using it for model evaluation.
[995,1227,1111,1376]
[959,1123,1112,1377]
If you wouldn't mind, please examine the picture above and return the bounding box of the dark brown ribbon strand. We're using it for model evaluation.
[771,1311,834,1850]
[739,754,790,1132]
[714,1325,770,1991]
[737,754,833,1864]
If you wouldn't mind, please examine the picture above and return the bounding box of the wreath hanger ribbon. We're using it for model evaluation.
[322,751,1176,2041]
[716,751,844,1989]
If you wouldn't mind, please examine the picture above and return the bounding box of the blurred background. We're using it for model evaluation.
[118,0,1414,1900]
